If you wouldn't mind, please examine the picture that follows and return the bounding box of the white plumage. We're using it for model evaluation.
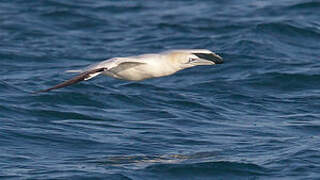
[36,49,223,93]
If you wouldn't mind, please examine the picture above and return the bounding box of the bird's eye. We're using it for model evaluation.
[188,58,196,63]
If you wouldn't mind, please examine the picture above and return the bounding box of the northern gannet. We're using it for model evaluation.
[36,49,223,93]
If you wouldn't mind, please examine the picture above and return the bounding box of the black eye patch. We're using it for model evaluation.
[188,58,197,63]
[192,53,223,64]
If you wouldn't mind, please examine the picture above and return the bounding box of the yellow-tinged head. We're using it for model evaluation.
[164,49,223,70]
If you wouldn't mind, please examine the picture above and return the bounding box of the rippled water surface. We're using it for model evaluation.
[1,0,320,179]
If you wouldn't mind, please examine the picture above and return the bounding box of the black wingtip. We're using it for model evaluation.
[33,67,107,94]
[32,88,51,94]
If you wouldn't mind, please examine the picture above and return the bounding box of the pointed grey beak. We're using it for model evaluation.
[193,53,223,64]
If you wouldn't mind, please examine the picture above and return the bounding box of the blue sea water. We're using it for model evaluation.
[1,0,320,179]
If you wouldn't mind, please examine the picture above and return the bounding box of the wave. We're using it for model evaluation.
[88,151,269,178]
[288,1,320,10]
[143,161,269,179]
[250,72,320,84]
[255,22,320,41]
[244,72,320,93]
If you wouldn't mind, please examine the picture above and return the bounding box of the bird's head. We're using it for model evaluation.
[166,49,223,70]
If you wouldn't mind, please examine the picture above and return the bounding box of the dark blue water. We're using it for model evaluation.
[1,0,320,179]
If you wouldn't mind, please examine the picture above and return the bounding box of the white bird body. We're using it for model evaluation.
[36,49,223,93]
[91,54,174,81]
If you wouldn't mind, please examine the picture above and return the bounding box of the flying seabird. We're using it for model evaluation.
[35,49,223,93]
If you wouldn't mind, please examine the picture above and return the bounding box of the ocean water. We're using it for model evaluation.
[1,0,320,179]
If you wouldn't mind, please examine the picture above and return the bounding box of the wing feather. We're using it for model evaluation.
[34,61,146,93]
[34,68,106,93]
[108,62,146,73]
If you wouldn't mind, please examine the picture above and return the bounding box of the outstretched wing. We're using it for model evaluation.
[34,61,146,93]
[108,62,146,73]
[34,67,107,93]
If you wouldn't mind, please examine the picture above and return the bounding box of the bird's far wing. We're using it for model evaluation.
[108,62,146,73]
[34,68,107,93]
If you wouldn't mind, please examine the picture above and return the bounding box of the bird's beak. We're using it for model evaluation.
[192,53,223,65]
